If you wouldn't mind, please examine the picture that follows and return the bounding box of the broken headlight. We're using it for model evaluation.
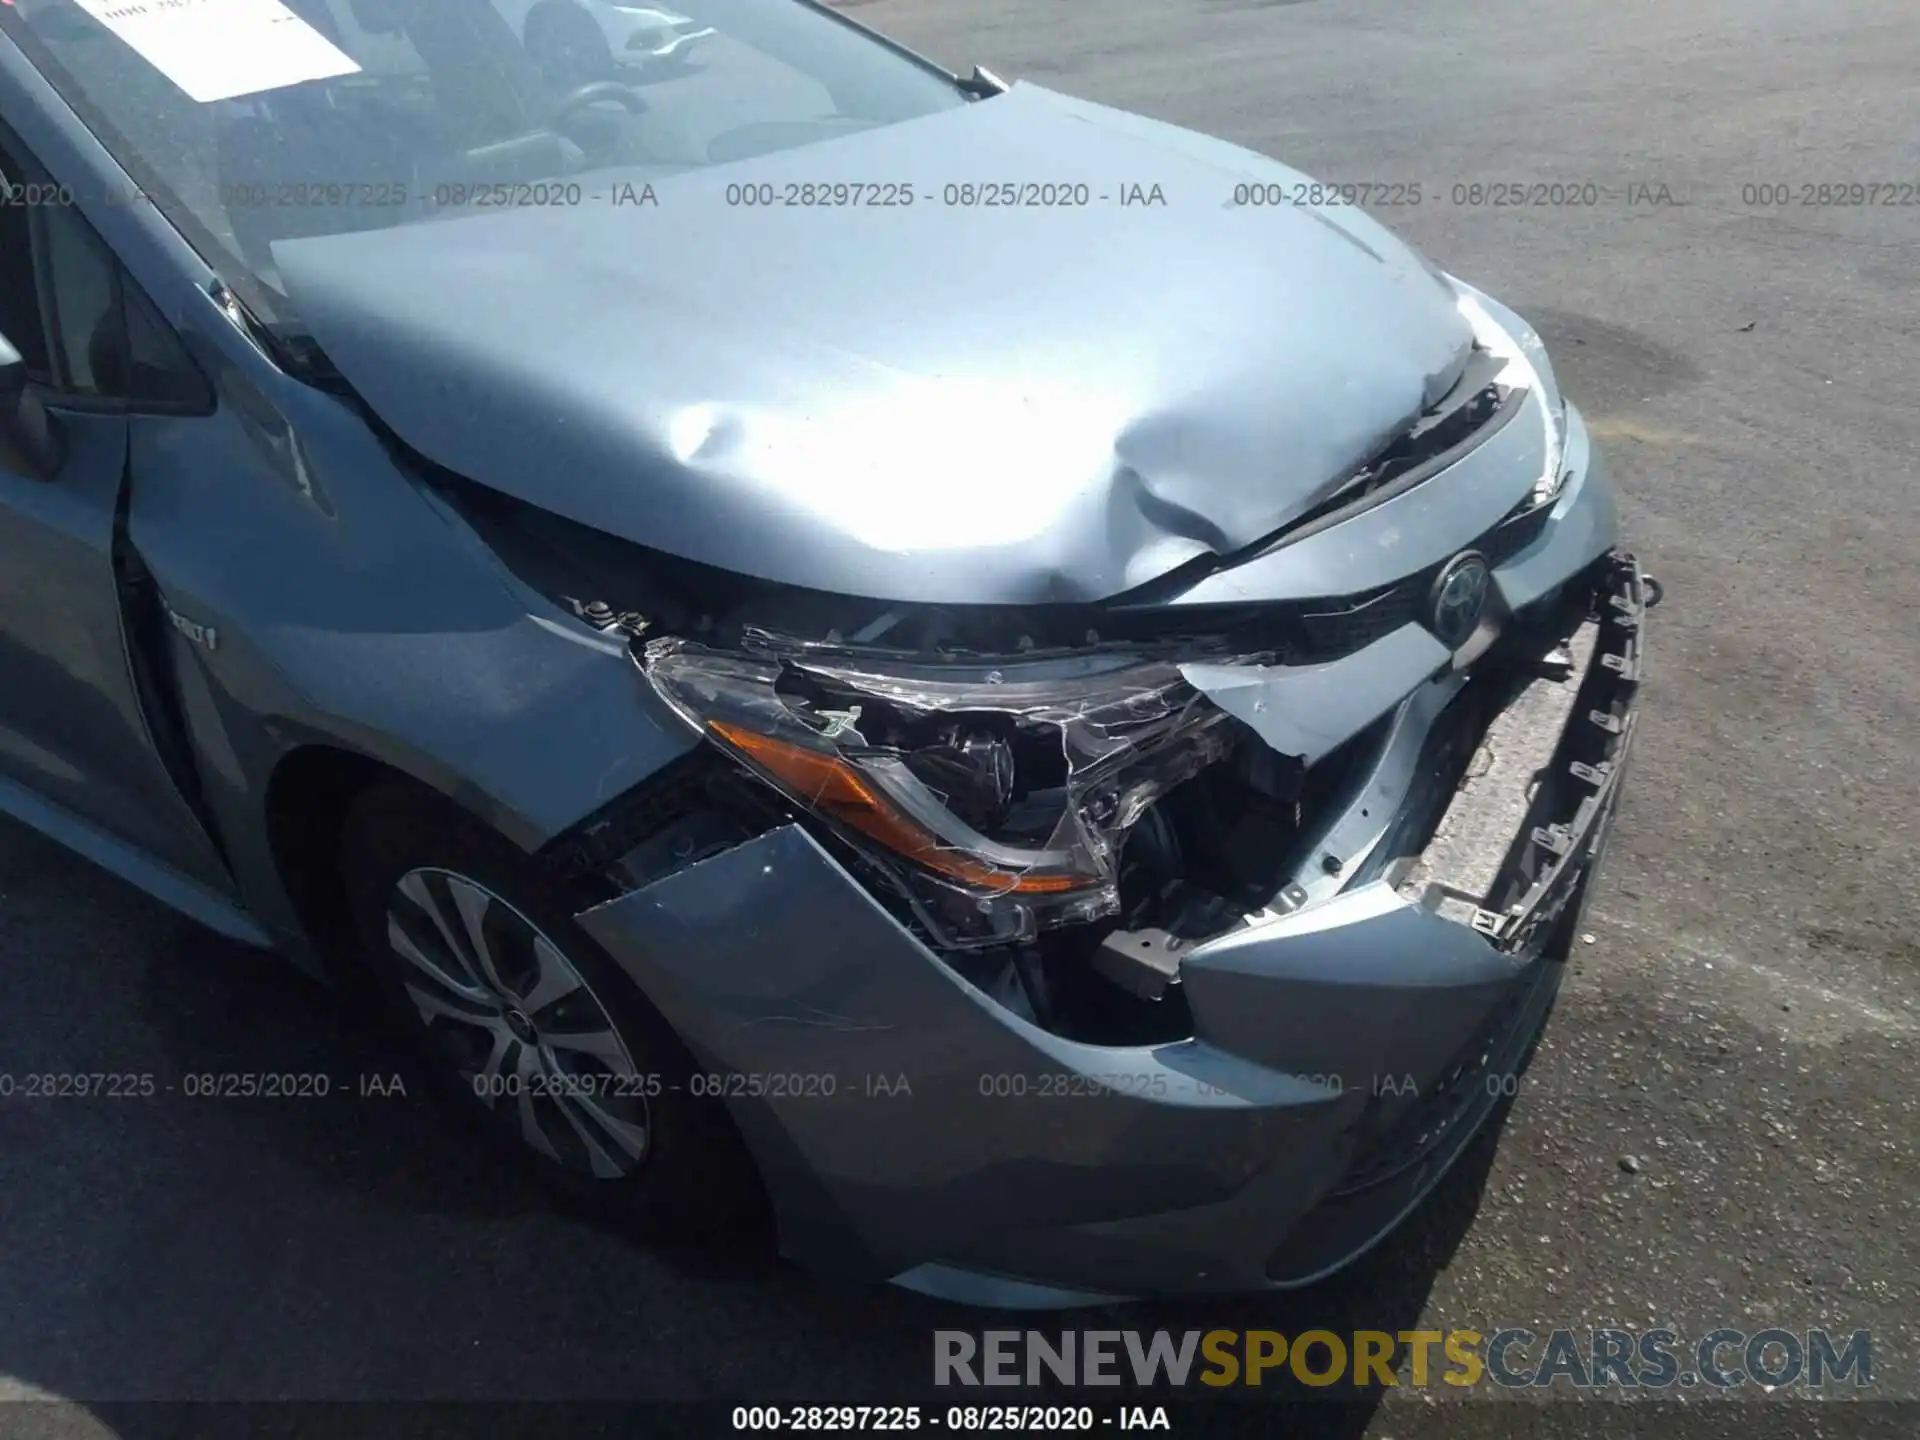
[1527,386,1572,511]
[1449,275,1570,511]
[641,639,1238,947]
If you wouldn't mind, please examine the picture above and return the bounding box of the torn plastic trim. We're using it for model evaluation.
[1244,670,1470,921]
[573,820,1356,1288]
[535,743,767,895]
[1183,623,1452,771]
[1183,550,1645,947]
[610,527,1606,956]
[1171,573,1640,1097]
[1398,551,1651,951]
[1199,551,1645,970]
[637,636,1241,949]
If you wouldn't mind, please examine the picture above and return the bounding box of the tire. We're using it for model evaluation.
[339,781,757,1236]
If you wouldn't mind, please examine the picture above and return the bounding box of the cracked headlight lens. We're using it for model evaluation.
[1499,307,1570,511]
[1528,390,1571,510]
[641,639,1237,947]
[1445,274,1570,512]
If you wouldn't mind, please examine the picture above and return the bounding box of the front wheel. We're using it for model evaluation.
[339,783,756,1234]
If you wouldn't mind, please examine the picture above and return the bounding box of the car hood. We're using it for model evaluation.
[275,83,1474,605]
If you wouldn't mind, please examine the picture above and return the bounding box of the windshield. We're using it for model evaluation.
[0,0,964,325]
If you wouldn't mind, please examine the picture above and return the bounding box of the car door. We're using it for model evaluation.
[0,124,234,895]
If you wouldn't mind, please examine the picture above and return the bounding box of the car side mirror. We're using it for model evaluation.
[0,333,24,400]
[0,330,65,479]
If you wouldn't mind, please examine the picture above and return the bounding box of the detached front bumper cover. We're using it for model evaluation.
[1399,549,1652,951]
[577,554,1656,1300]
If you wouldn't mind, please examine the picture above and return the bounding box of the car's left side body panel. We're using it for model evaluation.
[0,34,701,973]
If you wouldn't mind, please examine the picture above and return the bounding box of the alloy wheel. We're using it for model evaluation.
[386,867,651,1179]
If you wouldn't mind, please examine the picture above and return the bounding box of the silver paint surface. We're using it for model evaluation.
[274,84,1472,604]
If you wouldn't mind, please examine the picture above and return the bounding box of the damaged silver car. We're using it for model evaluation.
[0,0,1658,1302]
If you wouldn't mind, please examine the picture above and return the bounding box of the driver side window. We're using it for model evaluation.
[0,127,208,412]
[0,143,54,385]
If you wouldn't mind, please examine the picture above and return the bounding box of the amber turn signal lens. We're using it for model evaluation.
[709,722,1086,895]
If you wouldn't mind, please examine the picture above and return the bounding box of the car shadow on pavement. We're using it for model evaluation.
[0,890,1512,1439]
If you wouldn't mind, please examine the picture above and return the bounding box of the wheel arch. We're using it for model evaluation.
[263,743,462,983]
[310,746,776,1229]
[257,734,697,984]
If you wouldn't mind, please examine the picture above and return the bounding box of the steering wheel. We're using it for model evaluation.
[548,80,648,130]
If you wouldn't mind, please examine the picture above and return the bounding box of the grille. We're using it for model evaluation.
[1296,583,1421,657]
[1284,496,1554,661]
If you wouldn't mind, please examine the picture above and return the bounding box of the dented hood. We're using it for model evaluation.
[274,84,1472,604]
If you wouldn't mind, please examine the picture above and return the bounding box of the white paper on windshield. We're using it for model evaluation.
[70,0,361,104]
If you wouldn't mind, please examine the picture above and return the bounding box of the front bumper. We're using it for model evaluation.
[578,543,1653,1303]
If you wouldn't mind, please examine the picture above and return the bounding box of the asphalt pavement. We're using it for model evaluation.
[1,1,1916,1436]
